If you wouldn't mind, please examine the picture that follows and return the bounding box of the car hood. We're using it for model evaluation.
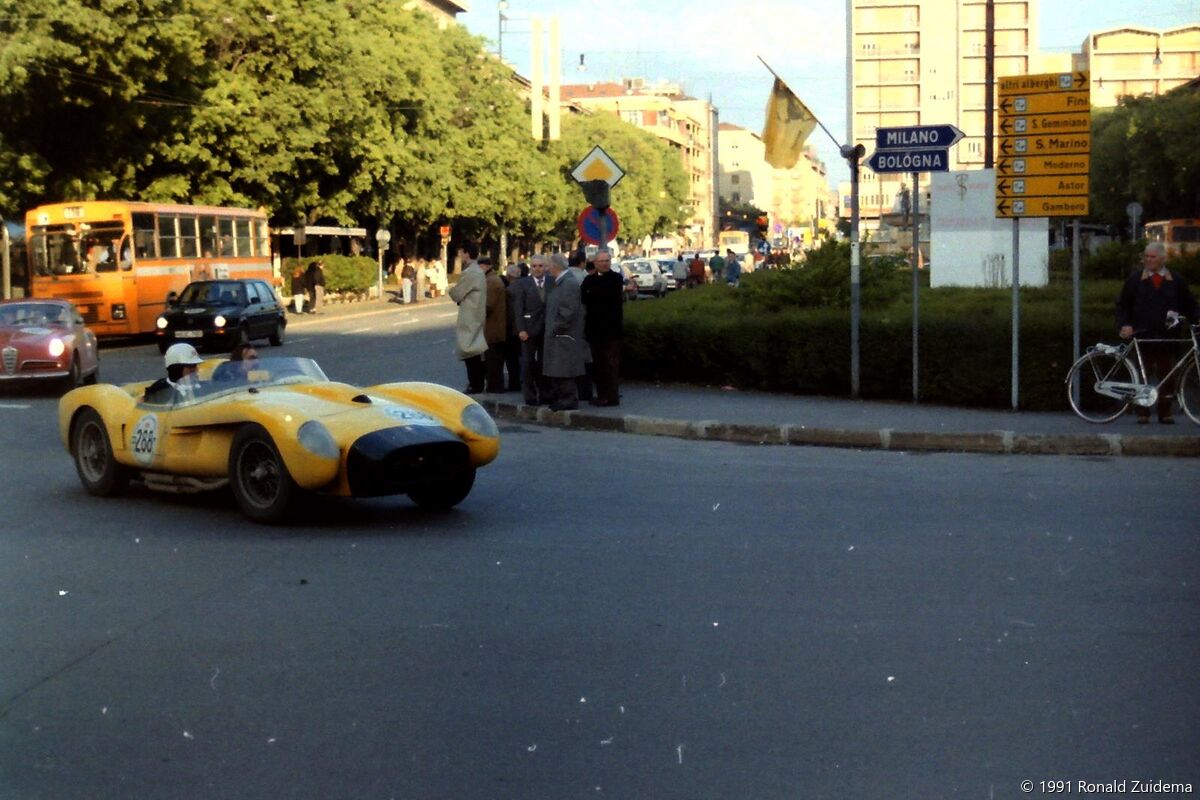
[165,304,243,318]
[0,326,69,347]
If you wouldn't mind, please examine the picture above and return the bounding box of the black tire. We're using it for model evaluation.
[228,424,301,524]
[65,354,83,390]
[234,324,251,349]
[269,320,285,347]
[407,467,476,510]
[72,408,131,497]
[157,338,171,355]
[1178,356,1200,426]
[83,365,99,385]
[1066,351,1137,423]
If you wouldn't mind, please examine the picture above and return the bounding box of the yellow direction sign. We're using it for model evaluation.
[570,145,626,187]
[998,113,1090,136]
[999,91,1089,116]
[996,196,1089,219]
[998,71,1088,95]
[996,175,1089,197]
[998,133,1090,157]
[997,154,1090,177]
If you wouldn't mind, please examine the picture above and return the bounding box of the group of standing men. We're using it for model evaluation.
[450,244,623,411]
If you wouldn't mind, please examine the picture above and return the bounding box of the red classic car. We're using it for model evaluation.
[0,299,100,388]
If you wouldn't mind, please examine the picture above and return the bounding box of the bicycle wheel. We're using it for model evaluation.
[1066,351,1137,423]
[1177,355,1200,426]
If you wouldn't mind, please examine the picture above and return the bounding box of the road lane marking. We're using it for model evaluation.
[433,312,456,320]
[0,403,31,409]
[392,318,419,327]
[342,327,374,335]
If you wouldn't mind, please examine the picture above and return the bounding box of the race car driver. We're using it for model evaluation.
[144,342,204,404]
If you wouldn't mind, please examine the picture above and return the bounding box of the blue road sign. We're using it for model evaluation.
[875,124,965,150]
[867,148,952,173]
[576,206,620,246]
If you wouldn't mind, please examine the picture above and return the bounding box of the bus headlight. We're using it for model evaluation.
[48,338,66,357]
[156,316,169,330]
[213,315,226,329]
[111,304,126,320]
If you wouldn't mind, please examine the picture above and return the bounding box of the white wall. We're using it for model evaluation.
[930,169,1049,288]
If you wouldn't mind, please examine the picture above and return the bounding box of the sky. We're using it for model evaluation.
[458,0,1199,186]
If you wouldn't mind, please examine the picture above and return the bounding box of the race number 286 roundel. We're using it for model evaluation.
[131,414,159,466]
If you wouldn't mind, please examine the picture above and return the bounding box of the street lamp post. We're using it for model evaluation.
[498,0,509,60]
[375,227,391,302]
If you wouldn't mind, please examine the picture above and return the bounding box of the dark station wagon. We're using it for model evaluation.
[155,279,286,353]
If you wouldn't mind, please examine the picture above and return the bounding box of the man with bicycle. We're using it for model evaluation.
[1116,241,1198,424]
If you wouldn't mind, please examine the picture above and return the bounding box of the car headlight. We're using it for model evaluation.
[156,316,169,330]
[213,315,227,328]
[297,420,339,459]
[460,403,499,438]
[48,338,66,357]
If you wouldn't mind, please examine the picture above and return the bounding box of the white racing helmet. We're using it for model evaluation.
[164,342,204,368]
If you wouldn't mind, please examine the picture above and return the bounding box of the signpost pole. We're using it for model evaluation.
[843,143,864,399]
[1,216,10,300]
[1071,217,1081,407]
[911,171,919,403]
[1011,217,1020,410]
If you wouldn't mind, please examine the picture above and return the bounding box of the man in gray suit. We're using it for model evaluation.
[512,255,549,406]
[542,253,585,411]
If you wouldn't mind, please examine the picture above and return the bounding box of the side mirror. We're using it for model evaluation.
[166,291,179,307]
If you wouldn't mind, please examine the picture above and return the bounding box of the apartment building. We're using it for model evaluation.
[1078,25,1200,108]
[560,79,717,249]
[847,0,1038,228]
[718,123,835,245]
[416,0,469,28]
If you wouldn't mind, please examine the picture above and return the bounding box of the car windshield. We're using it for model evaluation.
[0,302,69,327]
[160,357,329,408]
[631,263,652,274]
[179,281,246,306]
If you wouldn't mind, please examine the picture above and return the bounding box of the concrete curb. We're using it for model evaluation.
[481,400,1200,457]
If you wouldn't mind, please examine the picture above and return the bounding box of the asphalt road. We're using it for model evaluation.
[1,303,1198,799]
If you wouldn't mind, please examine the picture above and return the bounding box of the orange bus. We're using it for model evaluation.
[27,201,272,335]
[1144,219,1200,257]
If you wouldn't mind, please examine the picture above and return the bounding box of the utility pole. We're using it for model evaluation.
[984,0,995,168]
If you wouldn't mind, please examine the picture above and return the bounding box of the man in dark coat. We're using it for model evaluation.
[502,264,523,392]
[580,249,624,407]
[511,255,549,405]
[305,260,326,313]
[1116,241,1198,423]
[542,254,585,411]
[481,257,507,393]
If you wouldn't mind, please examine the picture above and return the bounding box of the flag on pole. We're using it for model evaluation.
[761,77,817,169]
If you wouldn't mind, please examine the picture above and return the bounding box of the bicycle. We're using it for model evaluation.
[1065,316,1200,425]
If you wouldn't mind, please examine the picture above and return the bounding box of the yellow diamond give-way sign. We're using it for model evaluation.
[571,145,626,187]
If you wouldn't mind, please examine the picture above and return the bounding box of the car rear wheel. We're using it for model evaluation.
[65,355,83,389]
[269,320,285,347]
[72,408,131,497]
[229,424,301,524]
[407,467,476,510]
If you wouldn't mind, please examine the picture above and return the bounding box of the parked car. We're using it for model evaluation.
[0,299,99,389]
[59,355,501,523]
[655,260,680,290]
[622,259,669,297]
[611,263,640,301]
[156,279,286,353]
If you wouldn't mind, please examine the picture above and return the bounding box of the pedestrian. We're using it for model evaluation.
[566,250,594,402]
[481,256,507,393]
[725,248,742,287]
[688,252,706,288]
[433,259,448,298]
[305,259,325,313]
[502,263,523,392]
[581,248,624,407]
[708,249,726,284]
[672,253,688,289]
[1115,241,1198,424]
[512,255,549,405]
[290,265,306,314]
[401,260,416,304]
[448,243,488,394]
[412,258,424,305]
[542,253,585,411]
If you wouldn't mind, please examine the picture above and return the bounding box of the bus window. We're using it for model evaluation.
[234,218,252,256]
[218,218,235,257]
[256,219,270,257]
[133,213,157,259]
[200,216,218,257]
[179,215,199,258]
[158,215,179,259]
[81,223,123,272]
[31,226,82,276]
[1175,225,1200,243]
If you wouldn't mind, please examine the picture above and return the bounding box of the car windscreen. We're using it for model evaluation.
[0,303,70,327]
[178,281,246,307]
[168,357,330,408]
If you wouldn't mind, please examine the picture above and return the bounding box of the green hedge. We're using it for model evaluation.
[624,277,1142,411]
[282,255,377,294]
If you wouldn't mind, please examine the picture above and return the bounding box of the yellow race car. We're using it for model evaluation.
[59,356,500,523]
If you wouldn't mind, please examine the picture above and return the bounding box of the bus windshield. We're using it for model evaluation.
[31,223,125,276]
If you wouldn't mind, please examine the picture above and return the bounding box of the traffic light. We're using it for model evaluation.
[756,215,769,236]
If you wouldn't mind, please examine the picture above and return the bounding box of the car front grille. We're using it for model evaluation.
[2,347,16,374]
[346,426,469,498]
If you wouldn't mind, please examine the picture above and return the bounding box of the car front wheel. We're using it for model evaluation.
[407,467,476,510]
[229,424,301,524]
[269,320,285,347]
[72,408,131,496]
